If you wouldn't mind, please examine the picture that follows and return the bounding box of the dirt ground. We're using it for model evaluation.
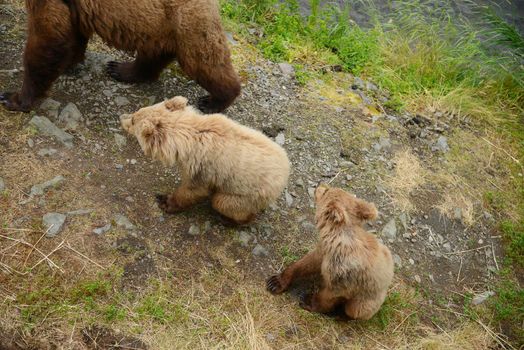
[0,1,518,349]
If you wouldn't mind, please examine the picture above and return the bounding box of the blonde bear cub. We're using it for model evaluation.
[267,184,394,320]
[121,96,290,224]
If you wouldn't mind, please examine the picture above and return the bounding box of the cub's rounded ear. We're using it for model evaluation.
[164,96,188,112]
[355,199,378,221]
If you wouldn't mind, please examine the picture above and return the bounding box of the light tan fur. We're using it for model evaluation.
[266,184,394,320]
[121,96,291,224]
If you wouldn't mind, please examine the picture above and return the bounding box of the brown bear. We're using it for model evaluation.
[0,0,240,113]
[120,96,290,224]
[266,184,394,320]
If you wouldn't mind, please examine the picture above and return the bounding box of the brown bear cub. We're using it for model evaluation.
[267,184,394,320]
[1,0,240,113]
[121,96,290,224]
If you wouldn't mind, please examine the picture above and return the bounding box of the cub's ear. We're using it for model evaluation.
[324,200,349,225]
[355,199,378,221]
[164,96,188,112]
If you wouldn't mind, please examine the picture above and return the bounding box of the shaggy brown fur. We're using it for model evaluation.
[0,0,240,113]
[121,96,290,224]
[266,184,394,320]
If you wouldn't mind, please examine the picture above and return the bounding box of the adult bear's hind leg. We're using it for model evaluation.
[107,52,174,84]
[1,0,78,112]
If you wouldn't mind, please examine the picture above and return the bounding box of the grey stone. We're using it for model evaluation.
[203,221,212,233]
[67,209,93,216]
[37,148,58,157]
[130,159,137,165]
[188,224,200,236]
[265,333,276,342]
[432,136,450,153]
[301,221,316,233]
[58,102,83,130]
[30,116,73,148]
[409,258,415,265]
[103,89,113,98]
[39,98,61,118]
[114,214,135,230]
[225,32,238,45]
[414,275,421,283]
[393,254,402,268]
[115,96,130,107]
[366,81,378,91]
[442,242,452,252]
[30,175,65,196]
[238,231,252,247]
[115,164,124,170]
[93,223,111,235]
[43,213,66,237]
[399,213,409,231]
[284,190,293,207]
[27,138,34,148]
[275,132,285,146]
[307,187,316,198]
[381,219,397,241]
[372,137,391,152]
[453,207,462,220]
[114,134,127,148]
[352,76,365,90]
[252,244,269,257]
[472,291,495,305]
[278,62,295,77]
[0,177,4,192]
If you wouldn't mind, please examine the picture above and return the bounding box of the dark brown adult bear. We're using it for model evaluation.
[0,0,241,113]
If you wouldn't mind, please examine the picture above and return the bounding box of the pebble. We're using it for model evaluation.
[67,209,93,215]
[409,258,415,265]
[27,138,34,148]
[238,231,252,247]
[115,96,130,107]
[275,132,285,146]
[442,242,452,252]
[37,148,58,157]
[266,333,276,342]
[252,244,269,257]
[0,177,4,192]
[43,213,66,237]
[115,164,124,170]
[414,275,421,283]
[114,214,136,230]
[453,207,462,220]
[225,32,238,46]
[381,218,397,241]
[278,62,295,77]
[352,76,365,90]
[93,223,111,235]
[114,134,127,148]
[58,102,83,130]
[284,190,293,207]
[39,98,61,118]
[30,116,73,148]
[29,175,65,196]
[130,159,137,165]
[307,187,315,198]
[393,254,402,268]
[432,136,450,153]
[472,291,495,305]
[188,224,200,236]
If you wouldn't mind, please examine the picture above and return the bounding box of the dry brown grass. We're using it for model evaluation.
[385,150,427,213]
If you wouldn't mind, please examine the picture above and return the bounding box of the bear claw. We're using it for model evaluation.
[299,293,313,311]
[266,275,284,294]
[198,95,226,114]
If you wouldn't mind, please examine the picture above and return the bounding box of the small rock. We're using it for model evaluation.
[238,231,252,247]
[393,254,402,268]
[130,159,137,165]
[275,132,285,146]
[115,164,124,170]
[188,224,200,236]
[409,258,415,265]
[372,137,391,152]
[114,214,135,230]
[307,187,316,198]
[115,96,130,107]
[43,213,66,237]
[30,116,73,148]
[0,177,4,192]
[432,136,450,153]
[39,98,61,118]
[203,221,211,233]
[252,244,269,257]
[278,62,295,77]
[225,32,238,45]
[58,102,83,130]
[399,213,409,231]
[262,124,285,138]
[93,223,111,235]
[265,333,276,342]
[352,76,365,90]
[472,291,495,305]
[483,211,494,221]
[414,275,421,283]
[284,190,293,207]
[67,209,93,215]
[37,148,58,157]
[125,196,134,202]
[27,138,34,148]
[442,242,452,252]
[381,219,397,241]
[114,134,127,148]
[30,175,65,196]
[453,207,462,220]
[301,221,316,233]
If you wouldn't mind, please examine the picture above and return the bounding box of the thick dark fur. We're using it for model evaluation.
[0,0,241,113]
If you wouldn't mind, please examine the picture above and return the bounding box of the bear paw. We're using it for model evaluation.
[299,293,314,311]
[155,193,183,214]
[266,275,287,295]
[198,95,227,114]
[0,92,30,112]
